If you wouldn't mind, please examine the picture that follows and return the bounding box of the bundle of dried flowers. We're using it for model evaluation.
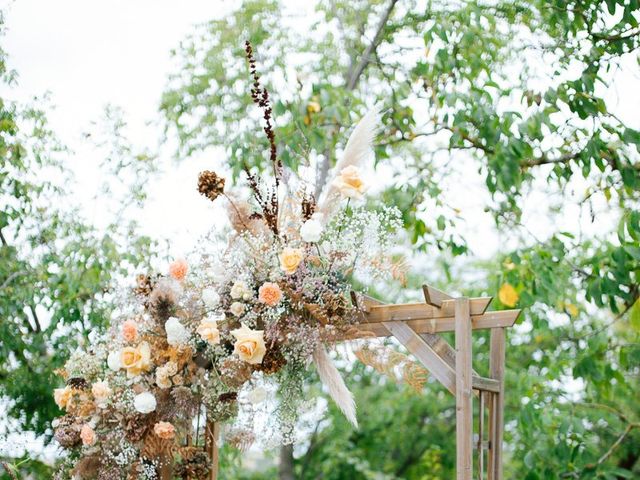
[52,41,405,480]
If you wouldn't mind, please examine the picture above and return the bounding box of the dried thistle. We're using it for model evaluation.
[66,377,89,390]
[220,356,253,388]
[171,386,199,418]
[141,433,175,458]
[197,170,225,202]
[53,415,81,447]
[149,279,178,322]
[253,345,287,375]
[174,449,210,479]
[134,273,155,298]
[72,456,102,479]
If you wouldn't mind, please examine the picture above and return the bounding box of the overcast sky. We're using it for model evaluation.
[3,0,639,261]
[1,0,639,464]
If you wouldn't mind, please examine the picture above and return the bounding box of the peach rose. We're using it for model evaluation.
[121,319,138,342]
[80,424,96,446]
[168,258,188,281]
[120,342,152,378]
[196,318,221,344]
[231,323,266,365]
[279,247,304,275]
[258,282,282,306]
[54,386,72,409]
[332,165,367,199]
[154,421,176,440]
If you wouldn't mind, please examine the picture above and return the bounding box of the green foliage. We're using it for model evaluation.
[0,13,157,476]
[161,0,640,477]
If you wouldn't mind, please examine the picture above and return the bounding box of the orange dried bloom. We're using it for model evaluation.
[169,259,188,281]
[258,282,283,306]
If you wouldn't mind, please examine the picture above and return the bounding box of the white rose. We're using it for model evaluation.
[300,218,323,243]
[230,302,245,317]
[165,317,190,346]
[202,288,220,308]
[248,387,267,405]
[133,392,157,414]
[107,350,122,371]
[230,281,247,300]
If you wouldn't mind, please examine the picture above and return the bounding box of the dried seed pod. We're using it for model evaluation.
[197,170,225,202]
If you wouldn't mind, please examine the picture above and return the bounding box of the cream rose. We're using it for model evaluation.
[120,342,151,378]
[332,165,367,199]
[230,302,245,317]
[231,323,266,365]
[54,386,72,409]
[196,318,221,344]
[279,247,304,275]
[91,381,112,408]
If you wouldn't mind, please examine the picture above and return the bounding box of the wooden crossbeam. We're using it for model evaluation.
[422,284,451,307]
[382,321,500,394]
[364,298,495,322]
[353,309,520,337]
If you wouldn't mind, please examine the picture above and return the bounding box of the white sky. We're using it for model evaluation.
[3,0,639,261]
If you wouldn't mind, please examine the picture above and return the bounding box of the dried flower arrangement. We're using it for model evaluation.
[52,41,407,479]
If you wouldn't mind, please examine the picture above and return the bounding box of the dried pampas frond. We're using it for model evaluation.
[318,109,379,220]
[354,344,428,393]
[312,343,357,428]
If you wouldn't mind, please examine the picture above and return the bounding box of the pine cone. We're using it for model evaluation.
[198,171,225,202]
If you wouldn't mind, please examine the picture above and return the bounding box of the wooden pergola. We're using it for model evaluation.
[202,284,519,480]
[349,284,520,480]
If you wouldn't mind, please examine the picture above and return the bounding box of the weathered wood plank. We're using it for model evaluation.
[365,297,495,323]
[478,392,485,480]
[455,297,473,480]
[422,284,452,307]
[206,421,220,480]
[352,310,520,337]
[489,328,505,480]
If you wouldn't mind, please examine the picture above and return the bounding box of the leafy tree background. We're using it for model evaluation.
[2,0,640,478]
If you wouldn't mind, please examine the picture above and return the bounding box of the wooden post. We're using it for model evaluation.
[455,297,473,480]
[478,392,485,480]
[158,451,173,480]
[488,328,505,480]
[205,421,220,480]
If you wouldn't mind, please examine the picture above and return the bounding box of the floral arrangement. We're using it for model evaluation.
[51,42,406,480]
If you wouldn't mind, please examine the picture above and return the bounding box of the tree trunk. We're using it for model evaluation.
[279,444,295,480]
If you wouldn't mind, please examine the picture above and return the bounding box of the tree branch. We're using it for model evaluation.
[315,0,398,195]
[596,423,640,467]
[346,0,399,91]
